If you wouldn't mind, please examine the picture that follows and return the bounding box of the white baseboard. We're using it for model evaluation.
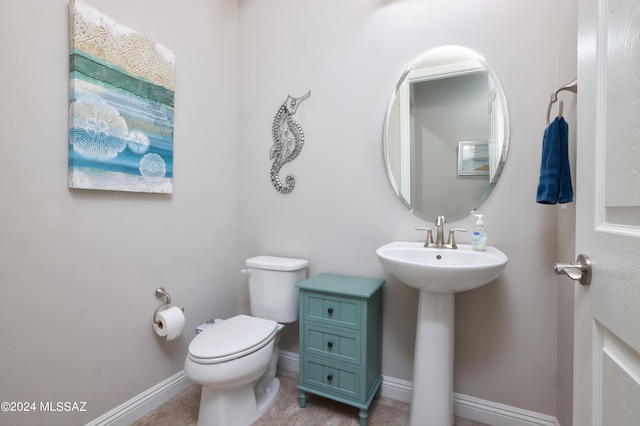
[277,349,301,373]
[89,351,561,426]
[280,350,560,426]
[86,370,193,426]
[454,393,560,426]
[380,375,413,403]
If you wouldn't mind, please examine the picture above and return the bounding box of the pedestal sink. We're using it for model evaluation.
[376,242,508,426]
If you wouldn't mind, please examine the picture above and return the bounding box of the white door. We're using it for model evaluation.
[573,0,640,425]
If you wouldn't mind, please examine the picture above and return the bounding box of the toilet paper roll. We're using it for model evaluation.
[153,306,185,341]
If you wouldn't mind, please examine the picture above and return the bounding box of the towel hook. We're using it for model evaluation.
[153,287,172,325]
[546,79,577,125]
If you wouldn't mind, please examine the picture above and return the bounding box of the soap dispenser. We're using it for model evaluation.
[472,213,488,251]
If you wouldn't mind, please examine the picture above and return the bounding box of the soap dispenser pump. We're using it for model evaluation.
[472,213,488,251]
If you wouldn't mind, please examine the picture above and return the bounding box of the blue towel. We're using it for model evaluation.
[536,117,573,204]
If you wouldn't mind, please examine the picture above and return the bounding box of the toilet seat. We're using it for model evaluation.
[187,315,278,365]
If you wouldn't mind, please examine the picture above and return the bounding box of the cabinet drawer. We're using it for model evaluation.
[302,356,361,401]
[303,324,360,365]
[303,293,361,330]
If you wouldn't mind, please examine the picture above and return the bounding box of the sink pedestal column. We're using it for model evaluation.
[410,290,455,426]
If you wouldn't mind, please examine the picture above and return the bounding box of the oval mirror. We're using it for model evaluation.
[382,46,510,222]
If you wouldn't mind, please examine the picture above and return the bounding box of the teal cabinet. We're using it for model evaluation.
[296,274,384,426]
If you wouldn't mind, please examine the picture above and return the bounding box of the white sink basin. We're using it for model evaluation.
[376,241,508,293]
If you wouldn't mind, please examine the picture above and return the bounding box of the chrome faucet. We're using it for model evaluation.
[416,215,467,249]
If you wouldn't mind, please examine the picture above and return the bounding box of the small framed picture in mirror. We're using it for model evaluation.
[458,141,490,176]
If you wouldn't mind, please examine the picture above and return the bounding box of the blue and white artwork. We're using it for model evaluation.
[68,0,175,193]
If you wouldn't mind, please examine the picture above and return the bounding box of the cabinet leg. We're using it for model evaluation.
[298,391,307,408]
[359,408,368,426]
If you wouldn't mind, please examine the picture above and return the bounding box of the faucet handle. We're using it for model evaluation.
[415,227,434,247]
[447,228,467,249]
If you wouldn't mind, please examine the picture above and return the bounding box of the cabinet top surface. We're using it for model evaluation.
[296,273,385,298]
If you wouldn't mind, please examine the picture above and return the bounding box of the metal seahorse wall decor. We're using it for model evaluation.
[269,91,311,194]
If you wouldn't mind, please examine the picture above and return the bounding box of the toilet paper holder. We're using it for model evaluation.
[153,287,183,325]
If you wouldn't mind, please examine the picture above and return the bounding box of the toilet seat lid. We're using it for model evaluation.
[188,315,278,364]
[246,256,309,271]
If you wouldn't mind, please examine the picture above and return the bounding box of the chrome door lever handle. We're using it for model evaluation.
[554,254,592,286]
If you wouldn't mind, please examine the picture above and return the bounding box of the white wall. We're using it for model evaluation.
[0,1,238,425]
[238,0,573,418]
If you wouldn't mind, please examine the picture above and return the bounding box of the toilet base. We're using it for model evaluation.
[196,377,280,426]
[255,377,280,417]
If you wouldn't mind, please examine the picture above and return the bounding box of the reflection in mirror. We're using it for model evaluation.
[383,46,509,222]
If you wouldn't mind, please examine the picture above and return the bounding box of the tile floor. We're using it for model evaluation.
[131,369,490,425]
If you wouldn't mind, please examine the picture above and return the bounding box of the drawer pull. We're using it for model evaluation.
[327,307,334,315]
[327,374,333,382]
[327,341,334,349]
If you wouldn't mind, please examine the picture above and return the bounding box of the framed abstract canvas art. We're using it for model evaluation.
[68,0,175,193]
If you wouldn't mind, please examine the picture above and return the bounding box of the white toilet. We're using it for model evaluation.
[184,256,308,426]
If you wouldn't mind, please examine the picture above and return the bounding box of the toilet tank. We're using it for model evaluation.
[245,256,309,323]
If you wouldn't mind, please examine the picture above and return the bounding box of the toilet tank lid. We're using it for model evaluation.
[246,256,309,271]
